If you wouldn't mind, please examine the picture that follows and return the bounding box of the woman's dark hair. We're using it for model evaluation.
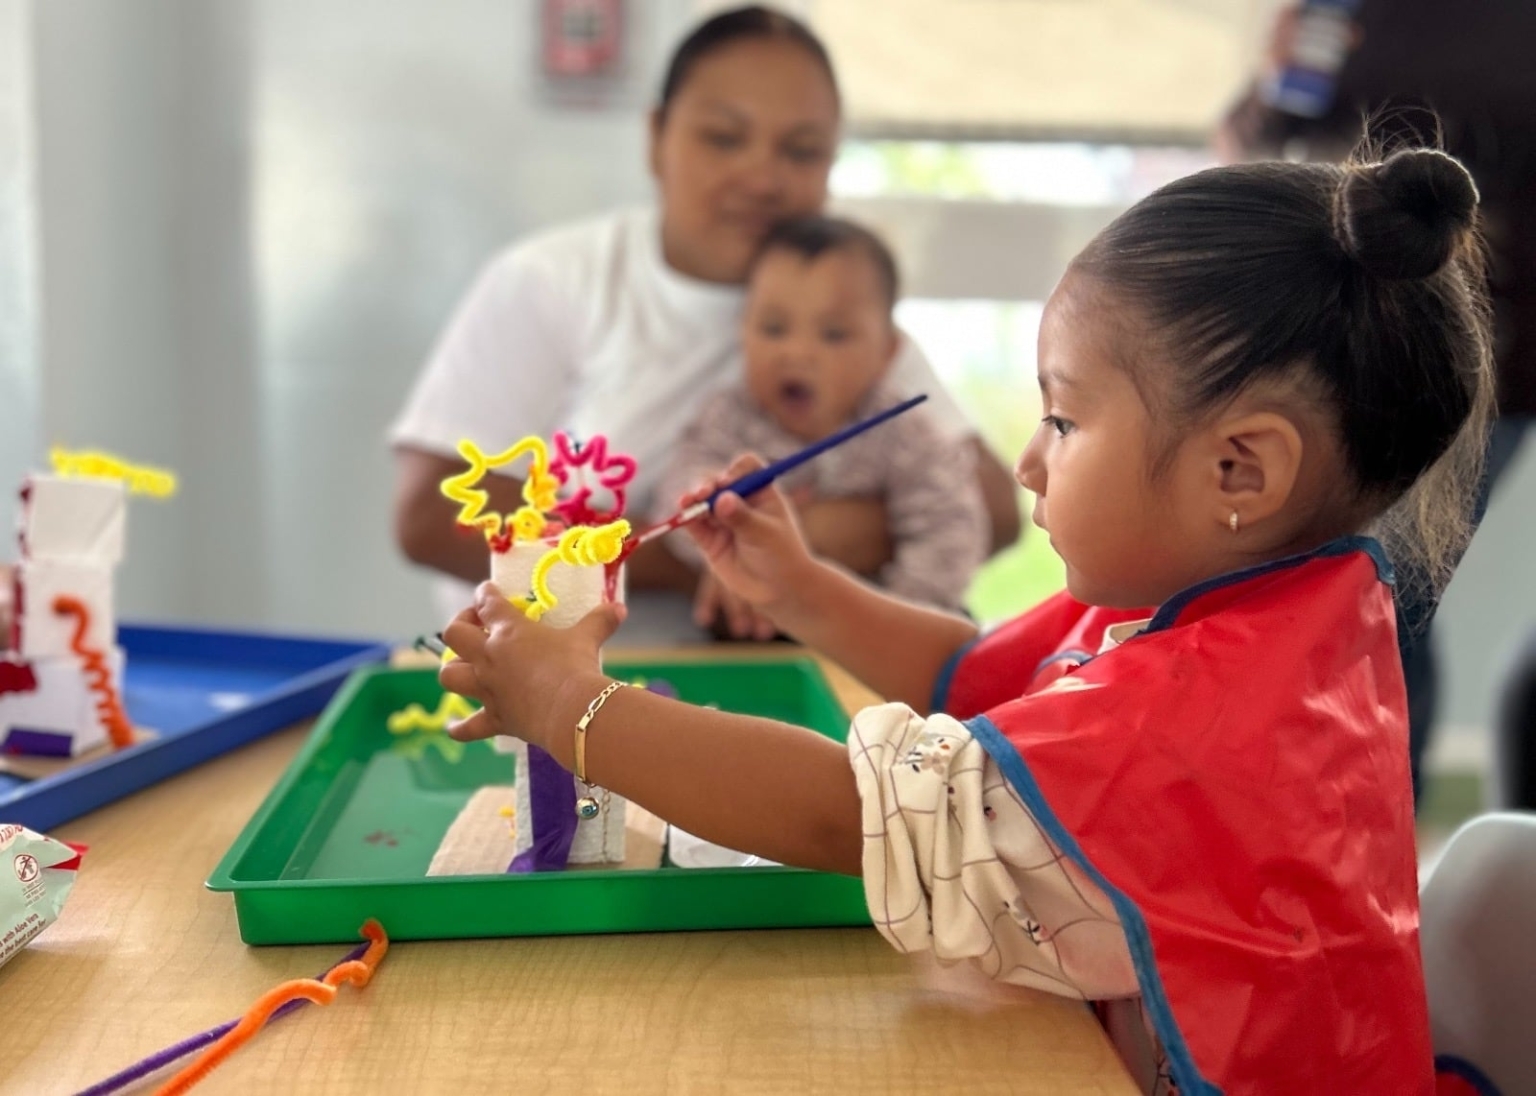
[1074,144,1494,601]
[752,215,900,308]
[657,5,839,117]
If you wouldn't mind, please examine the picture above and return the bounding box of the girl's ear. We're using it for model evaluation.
[1210,411,1305,529]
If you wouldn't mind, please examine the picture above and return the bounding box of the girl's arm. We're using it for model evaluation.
[550,670,862,876]
[441,595,862,876]
[439,591,1139,1011]
[764,556,977,715]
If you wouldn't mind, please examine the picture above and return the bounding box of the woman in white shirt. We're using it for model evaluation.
[391,6,1020,624]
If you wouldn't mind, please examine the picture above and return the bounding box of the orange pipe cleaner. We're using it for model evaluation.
[155,920,389,1096]
[52,595,135,749]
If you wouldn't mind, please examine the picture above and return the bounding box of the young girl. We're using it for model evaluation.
[440,146,1493,1094]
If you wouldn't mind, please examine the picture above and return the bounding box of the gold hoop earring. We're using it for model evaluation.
[1228,510,1240,534]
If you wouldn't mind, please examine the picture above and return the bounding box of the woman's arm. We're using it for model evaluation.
[972,439,1023,556]
[624,538,701,592]
[795,497,892,576]
[390,248,576,580]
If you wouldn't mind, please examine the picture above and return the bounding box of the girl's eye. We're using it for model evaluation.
[784,144,829,165]
[759,320,787,338]
[702,130,744,150]
[820,328,848,344]
[1042,414,1075,438]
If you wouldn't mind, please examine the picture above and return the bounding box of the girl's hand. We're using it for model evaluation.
[681,454,816,615]
[693,570,779,641]
[439,582,625,747]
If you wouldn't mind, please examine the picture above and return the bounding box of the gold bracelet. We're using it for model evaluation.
[573,680,628,820]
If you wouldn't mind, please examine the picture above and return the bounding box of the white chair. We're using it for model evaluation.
[1420,811,1536,1096]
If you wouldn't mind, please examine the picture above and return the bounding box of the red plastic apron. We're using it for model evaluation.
[938,538,1433,1095]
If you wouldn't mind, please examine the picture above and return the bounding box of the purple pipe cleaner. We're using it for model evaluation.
[508,744,578,873]
[73,941,371,1096]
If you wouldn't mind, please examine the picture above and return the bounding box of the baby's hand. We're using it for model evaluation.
[439,584,624,747]
[681,454,814,617]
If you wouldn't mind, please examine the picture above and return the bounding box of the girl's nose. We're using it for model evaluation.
[1015,425,1047,495]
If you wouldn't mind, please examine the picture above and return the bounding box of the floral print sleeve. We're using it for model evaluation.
[847,702,1178,1095]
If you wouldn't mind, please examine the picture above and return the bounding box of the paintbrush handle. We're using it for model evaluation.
[415,633,448,656]
[629,500,709,548]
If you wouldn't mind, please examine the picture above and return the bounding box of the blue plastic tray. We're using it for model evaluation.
[0,624,391,831]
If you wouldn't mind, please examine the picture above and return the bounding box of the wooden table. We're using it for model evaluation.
[0,651,1137,1095]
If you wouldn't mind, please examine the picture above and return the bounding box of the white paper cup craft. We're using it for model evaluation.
[427,431,637,874]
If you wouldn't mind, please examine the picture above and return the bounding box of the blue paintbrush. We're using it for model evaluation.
[627,393,929,550]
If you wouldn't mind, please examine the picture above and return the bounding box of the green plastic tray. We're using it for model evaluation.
[207,658,870,944]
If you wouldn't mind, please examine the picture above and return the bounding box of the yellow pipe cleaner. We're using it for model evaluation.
[440,437,562,543]
[50,446,177,497]
[387,693,476,734]
[506,520,630,621]
[388,685,475,761]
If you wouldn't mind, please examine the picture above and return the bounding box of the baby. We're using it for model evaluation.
[656,216,987,627]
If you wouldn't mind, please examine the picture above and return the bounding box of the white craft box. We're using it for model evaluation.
[489,539,626,866]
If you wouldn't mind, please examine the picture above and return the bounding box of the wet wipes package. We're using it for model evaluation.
[0,823,82,969]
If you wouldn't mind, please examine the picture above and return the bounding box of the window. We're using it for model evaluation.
[696,0,1269,144]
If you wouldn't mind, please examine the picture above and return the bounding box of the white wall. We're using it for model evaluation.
[0,0,37,537]
[1438,440,1536,736]
[30,0,255,622]
[11,0,692,639]
[250,0,691,637]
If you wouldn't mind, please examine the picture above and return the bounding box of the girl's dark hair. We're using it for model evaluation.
[657,5,839,117]
[1075,145,1494,604]
[753,215,900,308]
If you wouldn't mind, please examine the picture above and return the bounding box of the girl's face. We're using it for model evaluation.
[650,38,840,285]
[1016,273,1239,609]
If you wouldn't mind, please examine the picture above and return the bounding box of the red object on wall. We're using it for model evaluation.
[543,0,623,77]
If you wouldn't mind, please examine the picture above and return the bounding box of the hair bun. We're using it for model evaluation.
[1335,149,1479,280]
